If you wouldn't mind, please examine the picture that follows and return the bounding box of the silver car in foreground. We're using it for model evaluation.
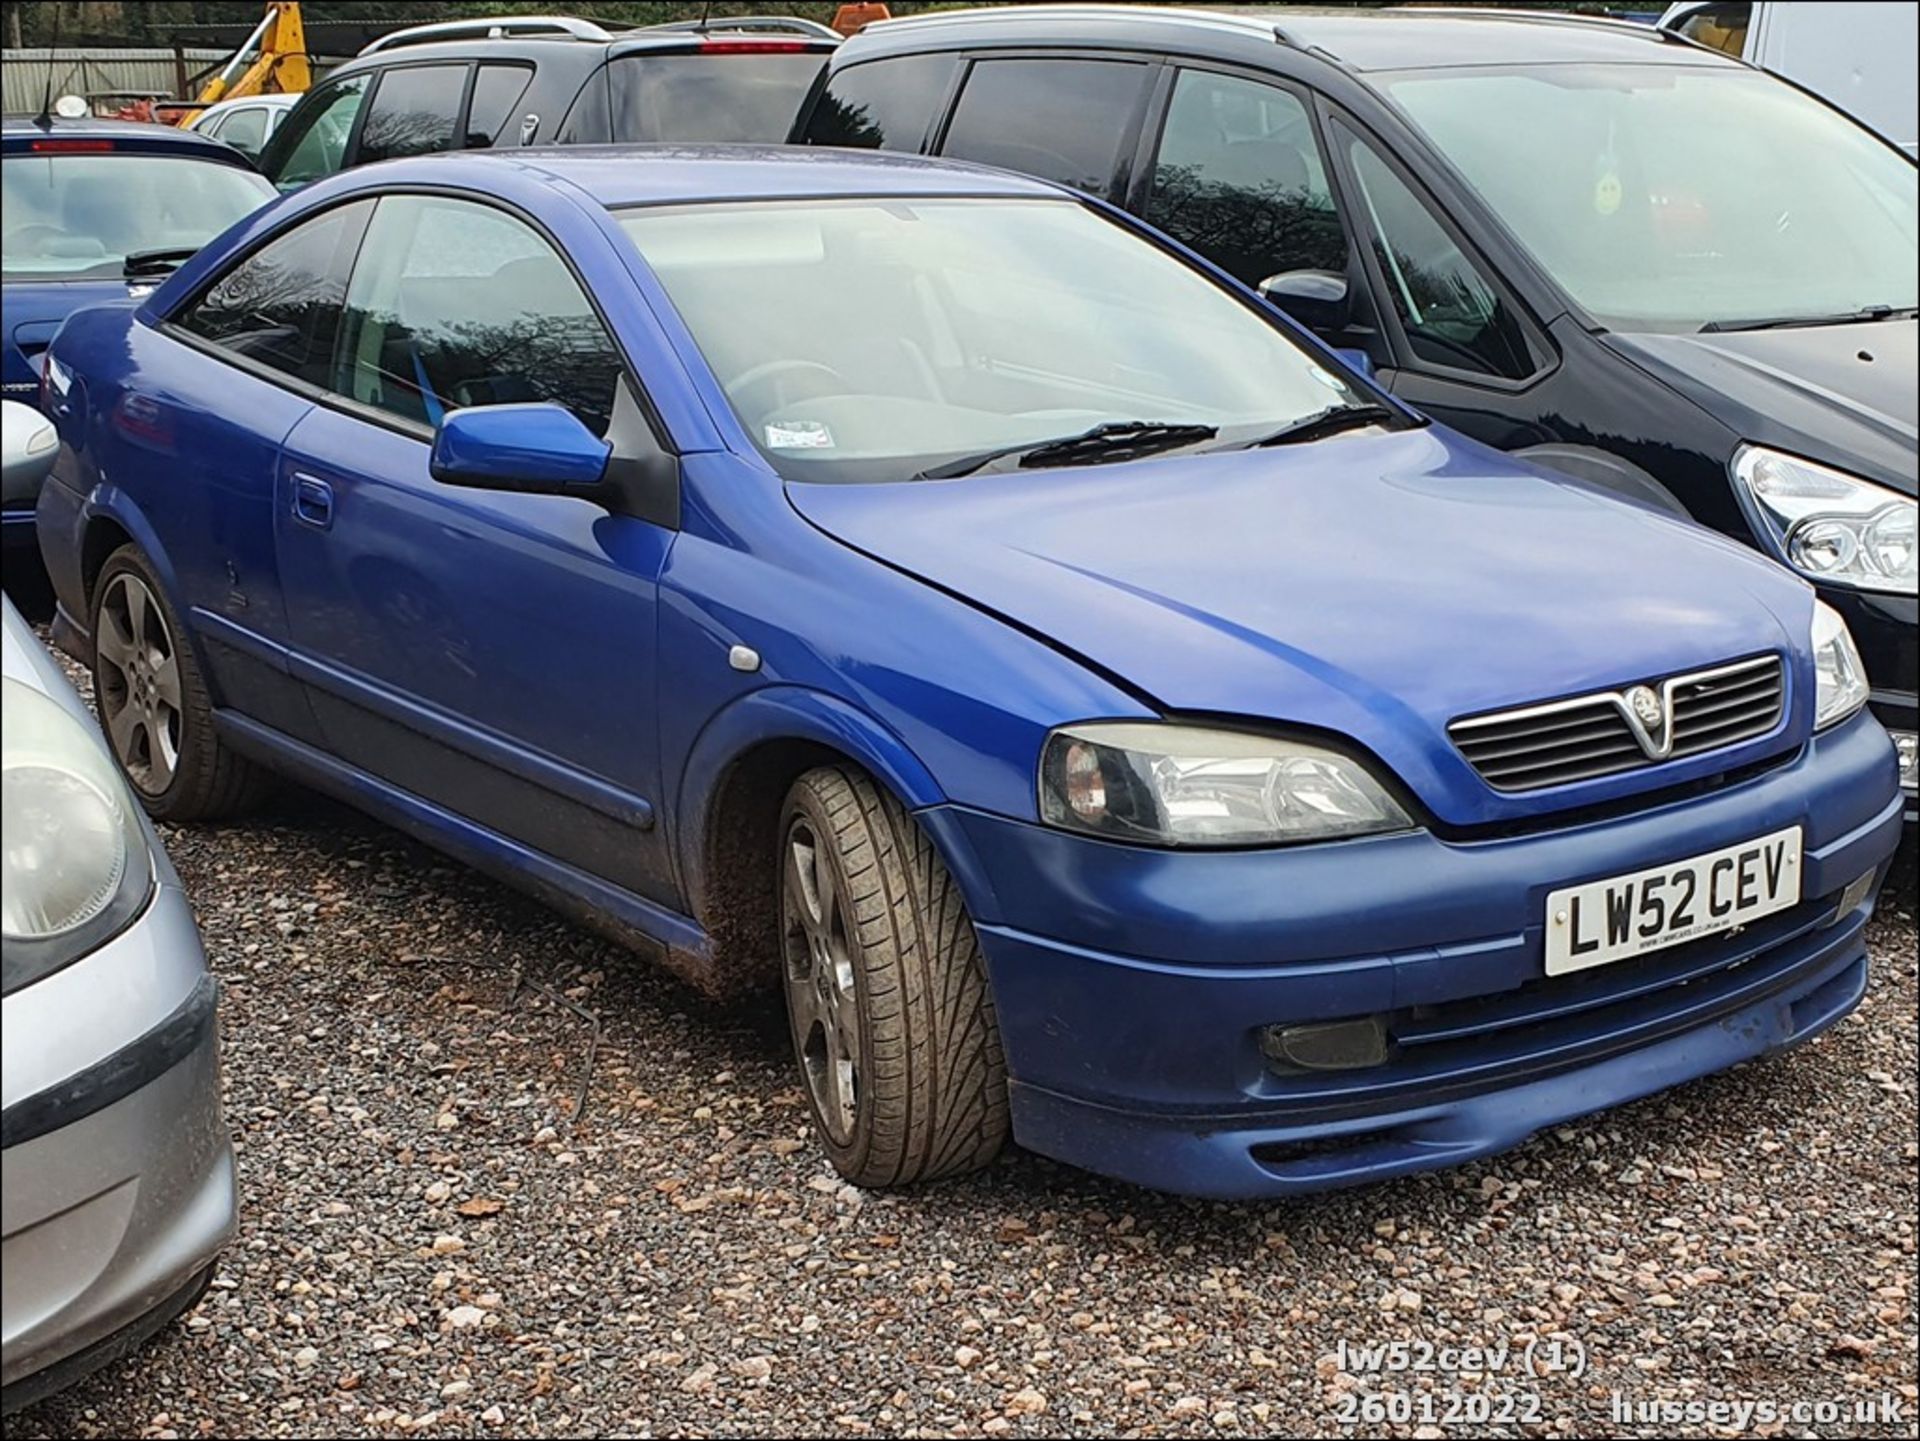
[1,405,235,1413]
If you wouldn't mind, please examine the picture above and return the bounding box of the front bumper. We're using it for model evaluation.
[922,712,1903,1198]
[1,884,236,1408]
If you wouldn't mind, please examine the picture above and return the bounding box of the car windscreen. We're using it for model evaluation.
[617,196,1378,483]
[608,52,830,142]
[2,151,274,281]
[1381,64,1919,332]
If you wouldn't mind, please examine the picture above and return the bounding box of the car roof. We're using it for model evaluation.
[197,93,301,113]
[0,113,256,158]
[854,4,1740,73]
[337,142,1071,208]
[325,24,834,78]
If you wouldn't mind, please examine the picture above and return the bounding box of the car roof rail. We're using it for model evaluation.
[359,15,616,56]
[643,15,843,41]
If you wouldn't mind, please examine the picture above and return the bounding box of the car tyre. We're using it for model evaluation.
[90,544,270,821]
[779,766,1009,1187]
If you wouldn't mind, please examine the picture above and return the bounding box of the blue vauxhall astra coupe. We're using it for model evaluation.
[32,146,1904,1198]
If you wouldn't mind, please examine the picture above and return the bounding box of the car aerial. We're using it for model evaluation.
[185,91,302,164]
[798,3,1920,820]
[33,146,1905,1199]
[2,113,276,615]
[254,12,840,192]
[2,404,235,1414]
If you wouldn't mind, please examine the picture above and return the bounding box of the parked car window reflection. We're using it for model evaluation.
[1344,133,1538,380]
[357,64,468,166]
[263,74,370,189]
[608,53,829,143]
[939,59,1149,201]
[1143,69,1349,287]
[335,195,623,435]
[175,200,372,385]
[801,54,961,150]
[464,63,534,149]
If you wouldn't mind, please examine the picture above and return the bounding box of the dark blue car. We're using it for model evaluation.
[35,147,1904,1197]
[2,116,274,607]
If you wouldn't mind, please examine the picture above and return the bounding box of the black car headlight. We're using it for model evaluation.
[1039,722,1415,847]
[1734,445,1917,595]
[2,679,154,994]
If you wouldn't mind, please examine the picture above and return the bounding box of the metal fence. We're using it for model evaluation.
[3,48,231,112]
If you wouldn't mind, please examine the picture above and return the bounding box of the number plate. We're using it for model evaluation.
[1544,826,1802,977]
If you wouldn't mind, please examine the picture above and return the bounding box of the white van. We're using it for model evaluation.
[1660,1,1919,154]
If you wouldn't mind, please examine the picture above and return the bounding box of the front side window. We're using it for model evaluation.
[174,200,372,385]
[801,55,960,150]
[357,64,468,166]
[1342,131,1538,380]
[607,52,829,143]
[1382,64,1919,331]
[620,196,1388,484]
[1671,3,1752,55]
[1143,69,1349,287]
[938,59,1151,201]
[1,153,273,281]
[216,106,270,157]
[261,74,369,189]
[336,195,623,435]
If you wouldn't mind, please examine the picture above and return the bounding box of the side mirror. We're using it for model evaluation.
[1332,347,1376,381]
[1259,269,1351,334]
[1,400,59,506]
[429,404,611,496]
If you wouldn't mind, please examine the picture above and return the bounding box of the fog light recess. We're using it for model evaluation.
[1261,1015,1391,1072]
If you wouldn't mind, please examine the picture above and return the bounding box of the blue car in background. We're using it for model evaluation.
[34,146,1904,1198]
[2,115,274,611]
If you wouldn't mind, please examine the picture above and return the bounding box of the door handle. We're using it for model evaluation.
[292,474,334,530]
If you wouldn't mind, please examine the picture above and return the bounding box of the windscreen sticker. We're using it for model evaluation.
[765,420,835,450]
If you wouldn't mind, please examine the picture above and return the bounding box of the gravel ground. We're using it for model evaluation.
[12,657,1917,1439]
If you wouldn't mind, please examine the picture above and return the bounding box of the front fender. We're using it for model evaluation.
[674,684,946,904]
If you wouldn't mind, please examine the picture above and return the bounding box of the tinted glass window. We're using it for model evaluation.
[1143,70,1348,286]
[263,74,369,189]
[1343,133,1536,380]
[1,154,273,281]
[175,200,371,385]
[608,53,828,143]
[217,106,270,156]
[1673,3,1751,54]
[358,64,467,165]
[939,59,1149,200]
[466,63,534,148]
[336,196,623,435]
[803,55,959,150]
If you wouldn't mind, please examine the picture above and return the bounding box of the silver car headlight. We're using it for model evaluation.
[1809,601,1871,732]
[1733,445,1916,594]
[1039,722,1415,847]
[2,678,153,993]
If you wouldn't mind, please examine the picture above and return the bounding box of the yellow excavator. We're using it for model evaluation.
[175,1,310,128]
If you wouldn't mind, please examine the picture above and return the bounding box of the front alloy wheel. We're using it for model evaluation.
[777,767,1010,1188]
[95,570,182,795]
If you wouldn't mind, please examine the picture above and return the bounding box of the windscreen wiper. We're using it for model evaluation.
[1701,305,1918,334]
[913,420,1219,481]
[1222,403,1405,450]
[123,247,200,280]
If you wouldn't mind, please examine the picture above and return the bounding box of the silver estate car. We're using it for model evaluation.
[2,405,235,1412]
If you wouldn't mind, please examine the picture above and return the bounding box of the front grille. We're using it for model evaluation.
[1450,655,1786,792]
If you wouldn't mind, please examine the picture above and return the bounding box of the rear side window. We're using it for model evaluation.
[263,74,370,189]
[938,59,1150,200]
[174,200,373,386]
[607,52,829,143]
[334,195,624,435]
[357,64,468,165]
[465,63,535,149]
[801,54,960,150]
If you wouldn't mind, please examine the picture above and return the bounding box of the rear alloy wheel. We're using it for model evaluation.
[779,767,1009,1188]
[90,545,268,821]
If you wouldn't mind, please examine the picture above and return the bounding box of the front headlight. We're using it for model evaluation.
[1733,445,1917,594]
[2,679,153,993]
[1809,601,1871,731]
[1039,722,1415,847]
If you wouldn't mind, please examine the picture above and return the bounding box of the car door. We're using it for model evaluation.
[273,192,679,904]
